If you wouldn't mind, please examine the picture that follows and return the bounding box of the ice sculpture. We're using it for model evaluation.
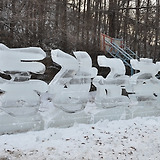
[0,43,10,50]
[127,58,160,106]
[0,44,48,134]
[1,42,160,132]
[93,56,129,108]
[122,58,160,119]
[49,49,97,113]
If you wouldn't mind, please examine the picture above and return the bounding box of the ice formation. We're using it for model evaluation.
[0,44,48,134]
[48,49,97,113]
[93,56,129,108]
[127,58,160,106]
[0,44,160,134]
[124,58,160,118]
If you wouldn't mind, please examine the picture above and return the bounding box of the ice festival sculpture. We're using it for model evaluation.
[128,58,160,106]
[93,56,129,108]
[0,43,160,134]
[48,49,97,113]
[124,58,160,118]
[0,44,48,134]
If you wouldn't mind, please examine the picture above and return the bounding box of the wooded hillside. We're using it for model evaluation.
[0,0,159,61]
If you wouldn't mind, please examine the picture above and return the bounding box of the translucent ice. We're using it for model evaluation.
[93,56,129,108]
[49,49,97,113]
[0,48,46,75]
[0,44,48,134]
[127,58,160,106]
[0,80,48,116]
[0,43,9,50]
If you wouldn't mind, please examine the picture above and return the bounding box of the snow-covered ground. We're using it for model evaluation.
[0,92,160,159]
[0,116,160,160]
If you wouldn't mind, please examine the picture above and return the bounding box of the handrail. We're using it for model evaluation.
[104,38,137,75]
[125,47,139,59]
[105,39,133,61]
[112,43,133,60]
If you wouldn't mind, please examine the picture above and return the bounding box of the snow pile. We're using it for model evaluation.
[0,116,160,160]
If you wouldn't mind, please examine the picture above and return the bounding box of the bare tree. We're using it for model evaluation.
[0,0,159,60]
[108,0,117,37]
[154,0,160,60]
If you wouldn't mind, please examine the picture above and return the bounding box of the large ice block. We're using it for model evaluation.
[127,58,160,106]
[0,44,48,134]
[0,48,46,75]
[49,49,97,113]
[93,56,129,108]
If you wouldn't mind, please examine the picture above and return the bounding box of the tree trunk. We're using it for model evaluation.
[154,0,160,60]
[10,0,16,46]
[134,0,140,57]
[108,0,117,37]
[76,0,81,48]
[93,0,99,46]
[37,0,46,47]
[60,0,67,51]
[123,0,130,45]
[86,0,91,47]
[143,0,150,58]
[0,0,4,37]
[81,0,86,47]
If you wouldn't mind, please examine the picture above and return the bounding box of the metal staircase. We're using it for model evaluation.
[100,34,139,75]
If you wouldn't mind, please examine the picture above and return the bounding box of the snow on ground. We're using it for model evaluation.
[0,92,160,159]
[0,116,160,160]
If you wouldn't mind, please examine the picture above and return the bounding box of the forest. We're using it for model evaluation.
[0,0,160,80]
